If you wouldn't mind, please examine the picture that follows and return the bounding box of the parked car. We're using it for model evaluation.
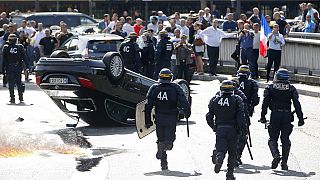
[58,34,124,59]
[34,51,191,126]
[11,12,97,28]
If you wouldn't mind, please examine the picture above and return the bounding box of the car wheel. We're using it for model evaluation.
[102,52,125,84]
[50,50,71,58]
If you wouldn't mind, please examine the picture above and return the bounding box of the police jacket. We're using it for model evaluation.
[141,40,155,65]
[155,37,173,64]
[261,81,304,121]
[2,43,27,70]
[238,77,260,107]
[145,82,191,119]
[119,40,141,70]
[206,93,246,129]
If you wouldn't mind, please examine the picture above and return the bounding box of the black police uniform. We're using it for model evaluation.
[141,39,155,79]
[145,81,190,169]
[119,39,141,73]
[154,38,173,78]
[238,76,259,118]
[261,81,304,169]
[206,92,246,179]
[2,42,27,101]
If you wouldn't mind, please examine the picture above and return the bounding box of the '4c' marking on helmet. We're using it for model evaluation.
[157,91,168,101]
[218,98,229,106]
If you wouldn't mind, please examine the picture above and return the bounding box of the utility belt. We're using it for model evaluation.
[272,109,291,112]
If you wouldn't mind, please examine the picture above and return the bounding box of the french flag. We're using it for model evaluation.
[260,14,272,57]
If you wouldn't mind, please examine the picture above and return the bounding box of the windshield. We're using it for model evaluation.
[87,40,121,54]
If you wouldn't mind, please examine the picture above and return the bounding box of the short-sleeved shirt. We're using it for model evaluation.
[39,36,58,55]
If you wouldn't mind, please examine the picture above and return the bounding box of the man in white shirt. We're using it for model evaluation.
[147,16,158,33]
[266,24,285,82]
[17,20,35,38]
[180,19,189,38]
[32,23,45,62]
[122,16,134,36]
[200,19,235,76]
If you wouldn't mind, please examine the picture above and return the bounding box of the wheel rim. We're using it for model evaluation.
[110,56,123,77]
[179,83,189,100]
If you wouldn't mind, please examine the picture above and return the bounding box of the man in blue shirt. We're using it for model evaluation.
[222,13,237,32]
[239,23,254,68]
[304,15,315,33]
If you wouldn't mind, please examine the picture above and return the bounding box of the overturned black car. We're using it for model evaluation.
[34,51,191,126]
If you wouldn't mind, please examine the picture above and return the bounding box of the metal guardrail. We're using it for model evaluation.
[214,37,320,76]
[288,32,320,40]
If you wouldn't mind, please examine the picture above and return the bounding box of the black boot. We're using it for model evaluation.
[160,152,168,170]
[281,145,290,170]
[271,156,282,169]
[156,142,165,160]
[268,140,281,169]
[19,94,24,102]
[226,168,236,180]
[9,97,15,104]
[214,158,223,173]
[211,149,217,164]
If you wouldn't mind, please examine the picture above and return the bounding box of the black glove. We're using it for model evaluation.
[145,120,153,129]
[259,116,267,124]
[212,124,217,132]
[298,119,305,126]
[145,112,153,129]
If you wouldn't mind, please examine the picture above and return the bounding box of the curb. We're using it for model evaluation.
[192,74,320,98]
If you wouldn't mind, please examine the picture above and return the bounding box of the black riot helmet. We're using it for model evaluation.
[7,33,17,44]
[128,32,138,41]
[237,65,251,78]
[158,68,173,83]
[158,30,168,38]
[230,77,240,88]
[220,80,235,94]
[274,68,289,82]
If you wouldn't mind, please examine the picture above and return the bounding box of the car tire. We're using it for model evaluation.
[50,50,71,58]
[102,52,125,84]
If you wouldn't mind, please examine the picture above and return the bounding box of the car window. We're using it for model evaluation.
[29,16,60,27]
[63,16,81,28]
[68,38,79,51]
[87,40,121,53]
[80,17,96,25]
[61,38,72,50]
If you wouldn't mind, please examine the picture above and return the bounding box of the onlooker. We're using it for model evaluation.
[273,12,289,36]
[204,7,212,26]
[273,7,280,14]
[193,22,205,75]
[170,28,181,75]
[108,13,119,30]
[18,20,35,39]
[306,3,318,21]
[123,10,129,18]
[3,23,19,42]
[147,29,157,47]
[122,16,134,36]
[314,12,320,33]
[174,34,193,82]
[133,18,144,36]
[39,29,58,57]
[32,23,45,61]
[111,21,126,38]
[303,15,315,33]
[186,17,195,44]
[119,17,125,24]
[56,23,73,46]
[239,23,254,66]
[147,16,158,33]
[98,14,111,33]
[239,14,248,23]
[252,23,260,79]
[265,15,273,29]
[149,11,158,22]
[300,3,308,22]
[266,24,285,82]
[180,19,189,38]
[248,7,260,25]
[198,10,208,29]
[211,4,221,19]
[169,19,181,33]
[236,19,244,31]
[157,11,168,21]
[173,12,181,25]
[134,10,142,20]
[200,19,234,76]
[0,12,9,27]
[222,13,237,32]
[223,7,231,20]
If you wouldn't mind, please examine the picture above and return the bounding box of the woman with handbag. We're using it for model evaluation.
[193,22,205,75]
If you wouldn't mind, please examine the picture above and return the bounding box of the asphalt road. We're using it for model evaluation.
[0,78,319,180]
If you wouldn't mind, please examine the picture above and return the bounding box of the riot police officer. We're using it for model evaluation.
[141,32,155,79]
[144,68,191,170]
[259,68,305,170]
[154,30,173,79]
[119,32,141,73]
[236,65,259,164]
[2,34,27,103]
[206,80,246,180]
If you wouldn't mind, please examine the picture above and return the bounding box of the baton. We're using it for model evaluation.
[186,117,190,137]
[248,127,252,147]
[246,137,253,160]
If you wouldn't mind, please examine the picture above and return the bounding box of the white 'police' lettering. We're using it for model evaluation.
[9,48,18,54]
[218,98,229,106]
[239,82,245,90]
[166,44,172,51]
[157,91,168,101]
[273,83,289,90]
[123,46,130,52]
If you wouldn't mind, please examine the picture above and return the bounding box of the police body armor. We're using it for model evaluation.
[238,77,254,101]
[152,83,178,114]
[212,94,238,125]
[268,81,292,111]
[3,43,25,69]
[156,38,173,63]
[120,40,140,68]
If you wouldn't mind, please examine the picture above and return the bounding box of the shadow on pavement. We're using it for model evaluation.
[144,170,202,177]
[233,164,270,174]
[272,169,316,177]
